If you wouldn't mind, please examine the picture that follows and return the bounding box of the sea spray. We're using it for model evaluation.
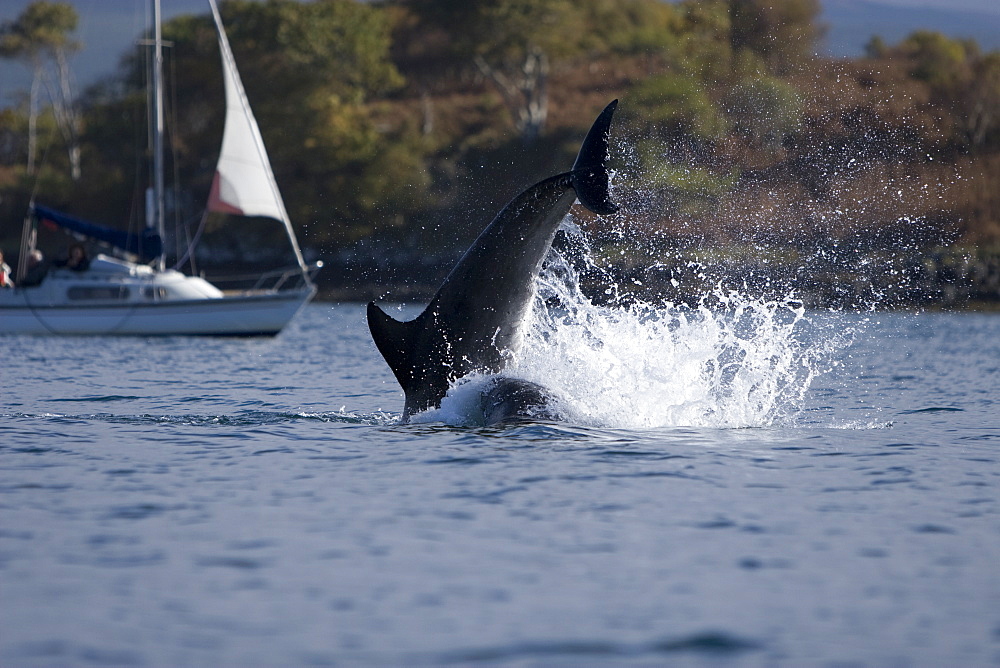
[519,222,858,428]
[423,219,857,429]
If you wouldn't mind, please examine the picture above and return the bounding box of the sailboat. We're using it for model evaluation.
[0,0,320,336]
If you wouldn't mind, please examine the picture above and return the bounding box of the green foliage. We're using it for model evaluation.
[724,75,802,150]
[625,73,728,142]
[653,163,736,202]
[897,30,970,92]
[671,0,733,82]
[965,52,1000,146]
[0,107,77,219]
[411,0,586,63]
[874,30,1000,149]
[405,0,694,141]
[130,0,420,245]
[635,138,736,216]
[728,0,823,74]
[677,0,731,45]
[0,1,79,62]
[218,0,426,244]
[280,99,432,245]
[1,1,81,178]
[577,0,685,56]
[864,35,888,59]
[227,0,403,102]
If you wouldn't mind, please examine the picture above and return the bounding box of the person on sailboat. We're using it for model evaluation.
[0,250,13,287]
[55,244,90,272]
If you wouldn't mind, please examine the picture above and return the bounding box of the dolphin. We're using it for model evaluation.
[479,376,560,425]
[367,100,619,422]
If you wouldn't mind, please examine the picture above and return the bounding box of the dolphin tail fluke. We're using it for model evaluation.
[367,301,415,390]
[571,99,619,216]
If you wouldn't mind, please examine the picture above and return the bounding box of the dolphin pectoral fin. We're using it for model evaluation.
[367,301,417,391]
[571,99,619,216]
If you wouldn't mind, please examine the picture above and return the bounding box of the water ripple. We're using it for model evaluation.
[437,631,761,663]
[1,410,393,427]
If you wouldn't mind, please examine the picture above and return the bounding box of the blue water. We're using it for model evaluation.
[2,303,999,667]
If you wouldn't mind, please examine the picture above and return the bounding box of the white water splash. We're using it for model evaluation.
[423,220,856,429]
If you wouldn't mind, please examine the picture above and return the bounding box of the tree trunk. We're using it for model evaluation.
[27,62,42,175]
[53,48,81,180]
[474,45,549,144]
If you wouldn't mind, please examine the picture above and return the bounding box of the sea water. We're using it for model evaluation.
[1,247,999,666]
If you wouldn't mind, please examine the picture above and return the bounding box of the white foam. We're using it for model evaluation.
[418,220,856,429]
[413,375,495,427]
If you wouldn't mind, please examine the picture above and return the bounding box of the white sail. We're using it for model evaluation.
[206,0,306,270]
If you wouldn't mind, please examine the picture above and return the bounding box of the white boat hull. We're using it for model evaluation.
[0,288,315,336]
[0,255,315,336]
[0,287,315,336]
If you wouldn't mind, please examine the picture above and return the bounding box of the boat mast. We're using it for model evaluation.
[150,0,166,271]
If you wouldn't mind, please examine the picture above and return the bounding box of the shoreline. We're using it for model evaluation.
[311,244,1000,312]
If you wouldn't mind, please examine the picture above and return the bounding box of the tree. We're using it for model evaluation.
[897,30,970,95]
[406,0,693,142]
[625,72,728,145]
[728,0,823,75]
[965,52,1000,147]
[675,0,733,82]
[889,31,999,148]
[410,0,586,142]
[724,75,802,152]
[126,0,424,245]
[0,1,81,179]
[580,0,684,57]
[864,35,888,59]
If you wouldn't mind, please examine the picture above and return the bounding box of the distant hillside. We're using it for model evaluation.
[3,0,1000,99]
[821,0,1000,56]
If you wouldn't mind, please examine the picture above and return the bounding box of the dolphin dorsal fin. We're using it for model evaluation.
[367,302,417,391]
[571,99,619,216]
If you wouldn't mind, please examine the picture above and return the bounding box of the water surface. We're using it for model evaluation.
[2,304,999,667]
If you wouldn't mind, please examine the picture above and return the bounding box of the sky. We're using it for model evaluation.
[1,0,208,103]
[2,0,1000,105]
[874,0,998,10]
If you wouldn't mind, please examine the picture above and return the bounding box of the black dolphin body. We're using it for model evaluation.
[479,377,560,425]
[367,100,619,422]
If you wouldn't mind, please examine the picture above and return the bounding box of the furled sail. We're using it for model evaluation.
[33,204,163,262]
[206,0,307,270]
